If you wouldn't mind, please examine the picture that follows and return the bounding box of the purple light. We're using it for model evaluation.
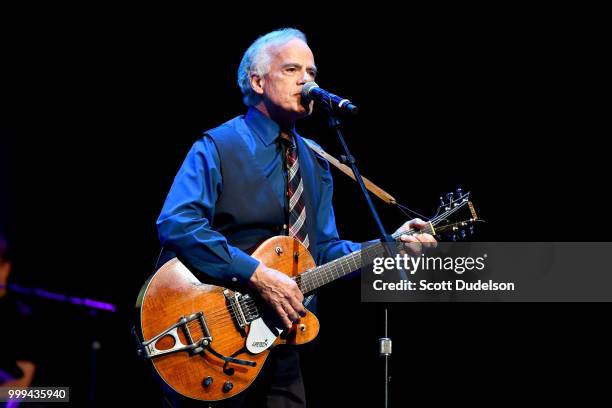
[83,298,117,312]
[8,284,116,312]
[34,289,68,302]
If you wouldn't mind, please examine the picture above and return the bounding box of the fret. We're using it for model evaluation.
[297,240,390,293]
[331,262,339,282]
[295,209,460,293]
[294,195,474,293]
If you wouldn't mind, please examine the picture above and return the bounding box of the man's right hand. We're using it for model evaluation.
[249,263,306,329]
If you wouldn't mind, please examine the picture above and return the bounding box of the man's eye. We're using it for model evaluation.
[286,67,297,73]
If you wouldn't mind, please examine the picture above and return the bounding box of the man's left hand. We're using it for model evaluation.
[394,218,437,256]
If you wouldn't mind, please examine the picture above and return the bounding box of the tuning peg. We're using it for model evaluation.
[456,187,463,198]
[440,196,445,206]
[446,192,454,202]
[461,229,467,239]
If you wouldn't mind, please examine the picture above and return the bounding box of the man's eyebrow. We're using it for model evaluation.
[282,63,318,74]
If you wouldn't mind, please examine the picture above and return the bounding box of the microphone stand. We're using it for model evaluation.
[326,111,395,408]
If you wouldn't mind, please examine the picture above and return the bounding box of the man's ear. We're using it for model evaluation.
[250,74,265,96]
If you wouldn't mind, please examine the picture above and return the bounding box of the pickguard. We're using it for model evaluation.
[246,317,282,354]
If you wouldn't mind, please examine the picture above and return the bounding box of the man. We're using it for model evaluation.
[157,28,436,407]
[0,232,37,389]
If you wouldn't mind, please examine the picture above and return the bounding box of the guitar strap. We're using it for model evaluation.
[302,139,397,205]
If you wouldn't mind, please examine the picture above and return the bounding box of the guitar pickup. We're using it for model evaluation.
[139,312,212,359]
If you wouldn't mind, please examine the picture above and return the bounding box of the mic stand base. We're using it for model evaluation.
[379,308,392,408]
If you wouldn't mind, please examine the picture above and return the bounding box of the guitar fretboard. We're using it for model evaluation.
[295,224,435,294]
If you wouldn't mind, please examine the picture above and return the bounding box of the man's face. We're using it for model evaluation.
[253,39,317,124]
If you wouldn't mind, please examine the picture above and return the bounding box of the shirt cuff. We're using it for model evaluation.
[228,247,260,285]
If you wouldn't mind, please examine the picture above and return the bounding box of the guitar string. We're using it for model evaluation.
[161,202,470,330]
[179,239,416,331]
[183,257,394,330]
[181,271,338,324]
[294,208,460,293]
[179,256,359,327]
[183,315,285,335]
[170,223,455,347]
[180,252,370,322]
[394,201,431,221]
[145,207,466,340]
[176,204,465,325]
[184,244,382,323]
[153,236,475,340]
[184,224,456,327]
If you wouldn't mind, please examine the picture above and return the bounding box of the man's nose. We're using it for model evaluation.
[299,71,313,84]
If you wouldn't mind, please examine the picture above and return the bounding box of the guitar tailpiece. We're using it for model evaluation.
[139,312,212,359]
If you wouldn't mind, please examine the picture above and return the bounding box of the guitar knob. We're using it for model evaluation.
[202,376,213,388]
[223,381,234,393]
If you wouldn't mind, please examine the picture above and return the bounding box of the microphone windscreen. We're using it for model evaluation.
[301,82,319,100]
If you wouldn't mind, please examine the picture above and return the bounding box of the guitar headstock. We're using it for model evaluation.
[430,187,481,241]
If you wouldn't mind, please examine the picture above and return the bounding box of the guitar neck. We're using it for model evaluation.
[295,224,435,294]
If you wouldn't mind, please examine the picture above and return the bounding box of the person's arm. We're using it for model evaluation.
[0,360,36,387]
[157,137,260,285]
[158,136,306,328]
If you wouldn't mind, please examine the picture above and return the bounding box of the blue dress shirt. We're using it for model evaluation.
[157,107,361,285]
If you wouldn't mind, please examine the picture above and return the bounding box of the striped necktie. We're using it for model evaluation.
[281,132,310,249]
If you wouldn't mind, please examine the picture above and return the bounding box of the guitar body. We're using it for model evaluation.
[135,236,320,402]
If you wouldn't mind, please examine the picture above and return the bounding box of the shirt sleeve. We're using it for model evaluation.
[156,136,260,285]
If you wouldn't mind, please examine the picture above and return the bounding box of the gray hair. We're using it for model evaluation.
[237,28,307,107]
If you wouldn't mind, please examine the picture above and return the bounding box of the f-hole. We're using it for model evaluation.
[223,348,248,375]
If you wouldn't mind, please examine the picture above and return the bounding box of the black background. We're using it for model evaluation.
[1,6,609,406]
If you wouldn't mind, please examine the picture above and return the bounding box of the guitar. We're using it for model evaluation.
[134,191,479,402]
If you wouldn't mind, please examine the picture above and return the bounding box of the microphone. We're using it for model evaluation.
[301,82,359,115]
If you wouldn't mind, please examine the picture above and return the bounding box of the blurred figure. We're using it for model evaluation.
[0,232,36,387]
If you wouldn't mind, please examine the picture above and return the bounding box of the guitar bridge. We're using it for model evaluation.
[139,312,212,359]
[224,290,259,329]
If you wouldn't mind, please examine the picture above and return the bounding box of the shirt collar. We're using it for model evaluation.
[245,107,296,147]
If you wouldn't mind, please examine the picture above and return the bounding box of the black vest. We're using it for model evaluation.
[157,115,327,275]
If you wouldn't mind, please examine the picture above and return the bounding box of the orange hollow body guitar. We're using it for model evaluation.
[134,192,478,402]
